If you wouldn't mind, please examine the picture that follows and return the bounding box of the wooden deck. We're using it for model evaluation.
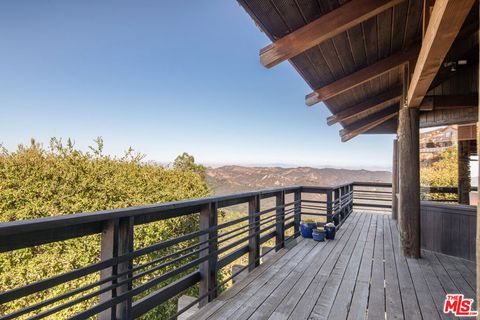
[191,211,476,320]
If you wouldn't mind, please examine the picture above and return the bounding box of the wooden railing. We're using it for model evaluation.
[421,201,476,261]
[420,186,478,203]
[0,182,388,320]
[352,182,392,212]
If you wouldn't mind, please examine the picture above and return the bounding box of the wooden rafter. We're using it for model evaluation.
[407,0,476,108]
[327,86,402,125]
[340,107,399,142]
[259,0,404,68]
[306,45,419,106]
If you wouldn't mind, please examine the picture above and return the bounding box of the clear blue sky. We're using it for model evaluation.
[0,1,396,170]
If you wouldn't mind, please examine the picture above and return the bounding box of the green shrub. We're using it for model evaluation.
[0,138,209,319]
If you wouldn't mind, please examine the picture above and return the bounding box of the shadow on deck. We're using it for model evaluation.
[192,211,476,320]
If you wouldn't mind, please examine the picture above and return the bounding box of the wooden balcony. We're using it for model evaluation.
[192,210,476,320]
[0,182,476,319]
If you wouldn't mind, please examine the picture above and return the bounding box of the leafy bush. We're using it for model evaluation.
[420,146,458,201]
[0,138,209,319]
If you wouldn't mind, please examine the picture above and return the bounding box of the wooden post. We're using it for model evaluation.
[334,187,341,225]
[275,191,285,251]
[392,138,399,220]
[100,217,134,320]
[326,190,333,223]
[398,105,421,259]
[348,184,353,214]
[294,190,301,237]
[248,195,260,271]
[476,55,479,315]
[199,202,218,306]
[458,140,471,204]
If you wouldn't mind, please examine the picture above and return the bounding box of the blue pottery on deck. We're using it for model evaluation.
[324,223,336,240]
[312,229,325,242]
[300,222,317,238]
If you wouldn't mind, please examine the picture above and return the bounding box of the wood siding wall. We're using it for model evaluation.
[421,201,476,261]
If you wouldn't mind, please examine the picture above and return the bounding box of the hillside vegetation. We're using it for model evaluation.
[0,139,209,319]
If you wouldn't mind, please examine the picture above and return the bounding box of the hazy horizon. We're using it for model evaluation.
[0,1,401,169]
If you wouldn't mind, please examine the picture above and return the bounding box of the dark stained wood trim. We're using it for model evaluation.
[420,94,479,111]
[306,45,419,106]
[419,106,478,128]
[340,108,399,142]
[407,0,476,107]
[259,0,404,68]
[392,139,399,221]
[327,86,402,125]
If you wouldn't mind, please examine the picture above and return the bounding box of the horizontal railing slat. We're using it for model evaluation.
[0,182,397,319]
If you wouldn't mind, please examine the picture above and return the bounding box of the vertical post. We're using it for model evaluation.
[248,195,260,271]
[398,105,421,259]
[294,190,301,237]
[199,202,218,306]
[333,188,340,225]
[275,191,285,251]
[100,217,134,320]
[348,184,353,214]
[392,138,399,220]
[476,56,479,313]
[458,140,471,205]
[326,190,333,223]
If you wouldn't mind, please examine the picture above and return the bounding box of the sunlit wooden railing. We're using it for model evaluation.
[0,182,390,319]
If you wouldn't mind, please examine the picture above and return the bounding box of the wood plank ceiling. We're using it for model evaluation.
[237,0,478,141]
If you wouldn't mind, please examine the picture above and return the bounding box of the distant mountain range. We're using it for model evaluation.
[206,165,391,195]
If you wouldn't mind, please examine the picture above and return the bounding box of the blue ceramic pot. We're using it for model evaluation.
[312,229,325,242]
[324,226,336,240]
[300,222,317,238]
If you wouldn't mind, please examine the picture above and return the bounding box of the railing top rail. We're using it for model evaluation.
[0,181,393,252]
[0,186,302,235]
[352,181,393,187]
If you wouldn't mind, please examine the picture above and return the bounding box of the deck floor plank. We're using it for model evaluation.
[207,238,312,320]
[389,219,423,319]
[191,211,477,320]
[366,213,385,319]
[327,214,374,320]
[435,252,475,298]
[287,213,366,320]
[309,213,371,319]
[346,214,377,320]
[406,257,441,320]
[383,214,404,320]
[442,253,476,291]
[417,251,451,320]
[264,210,360,320]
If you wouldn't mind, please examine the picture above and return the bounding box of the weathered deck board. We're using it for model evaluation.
[191,211,477,320]
[309,213,371,319]
[288,213,366,320]
[382,214,404,320]
[346,213,377,320]
[366,212,385,319]
[268,212,361,320]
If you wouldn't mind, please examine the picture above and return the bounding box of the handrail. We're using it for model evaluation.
[0,182,391,320]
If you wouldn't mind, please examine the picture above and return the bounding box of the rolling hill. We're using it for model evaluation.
[206,165,391,195]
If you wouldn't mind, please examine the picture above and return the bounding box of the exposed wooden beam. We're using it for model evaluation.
[406,0,476,108]
[340,108,399,142]
[259,0,404,68]
[420,94,479,111]
[327,86,402,125]
[419,106,478,128]
[422,0,436,37]
[306,45,419,106]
